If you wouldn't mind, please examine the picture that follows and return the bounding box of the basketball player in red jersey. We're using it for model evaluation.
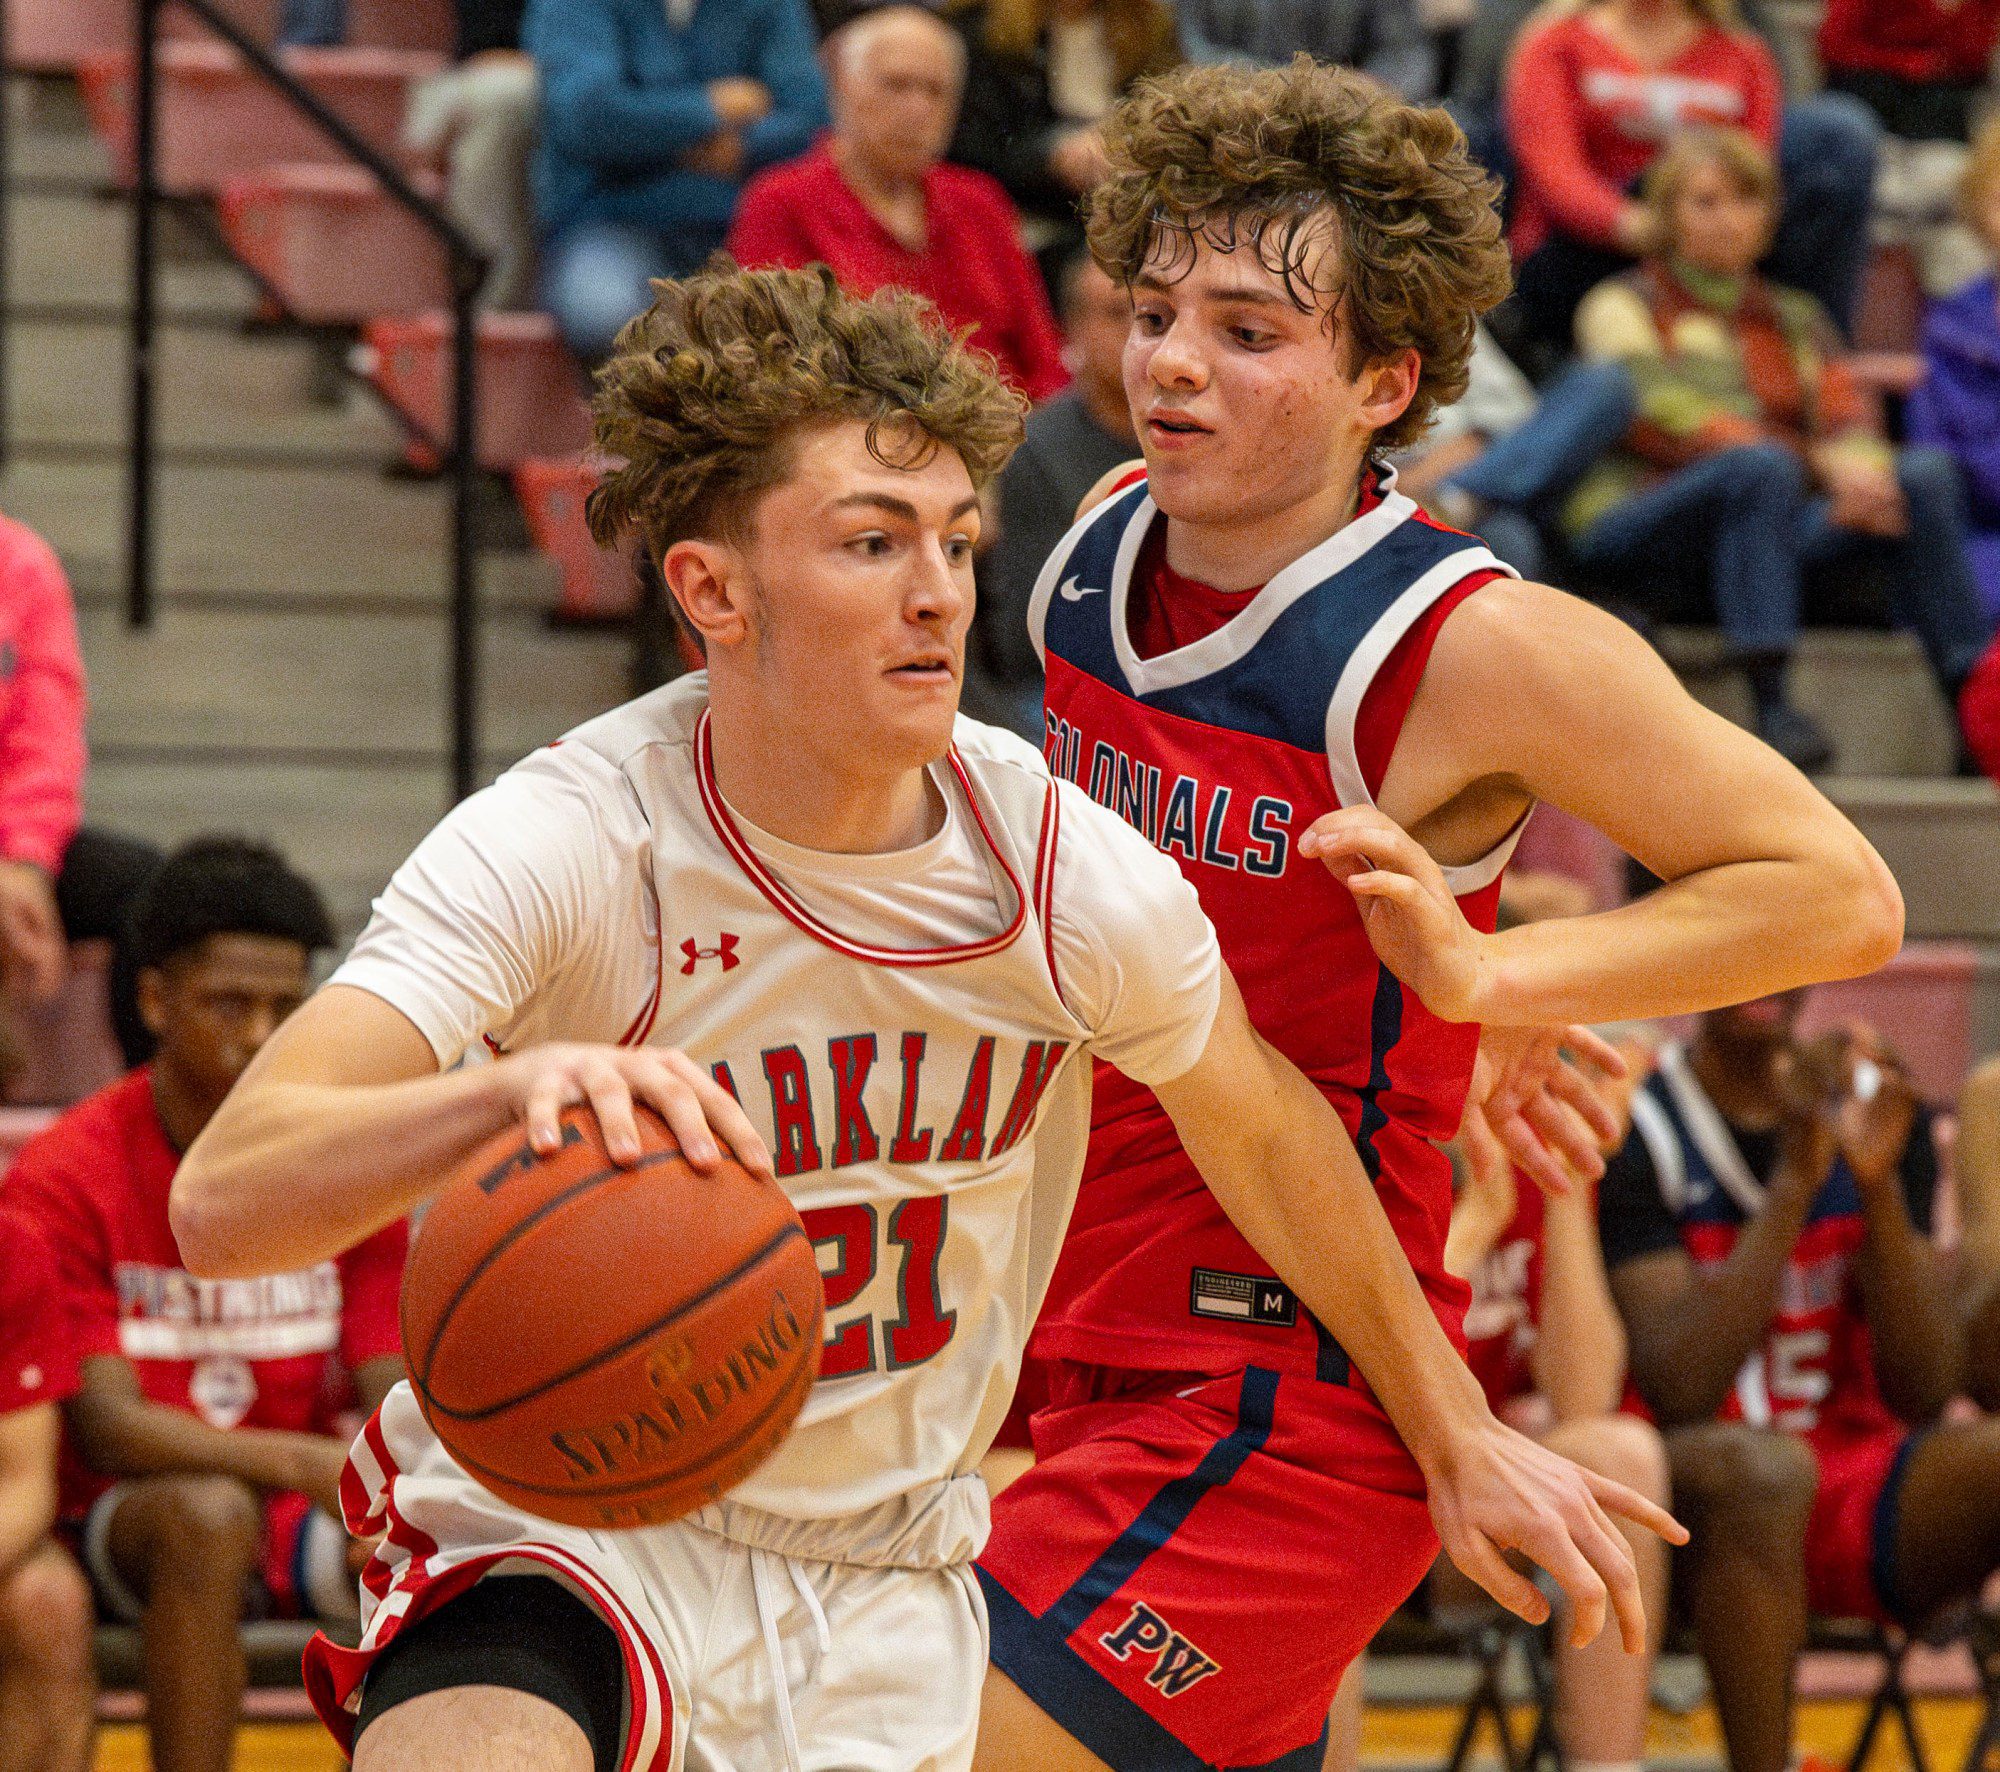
[973,60,1905,1772]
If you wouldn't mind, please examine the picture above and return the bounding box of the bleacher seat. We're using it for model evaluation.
[220,163,450,324]
[1510,804,1627,911]
[10,0,444,71]
[514,457,641,622]
[79,41,442,193]
[1796,941,1979,1106]
[362,310,591,472]
[7,0,136,74]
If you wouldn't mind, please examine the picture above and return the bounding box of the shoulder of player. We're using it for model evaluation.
[1421,574,1639,702]
[1075,460,1148,523]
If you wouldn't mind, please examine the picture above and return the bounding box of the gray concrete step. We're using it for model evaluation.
[1831,777,2000,940]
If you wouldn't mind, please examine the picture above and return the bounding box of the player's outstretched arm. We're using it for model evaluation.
[1152,971,1687,1652]
[170,983,771,1280]
[1302,581,1904,1029]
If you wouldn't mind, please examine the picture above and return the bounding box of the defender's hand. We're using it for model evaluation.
[1424,1416,1687,1652]
[1300,807,1487,1022]
[1464,1024,1631,1199]
[497,1042,773,1178]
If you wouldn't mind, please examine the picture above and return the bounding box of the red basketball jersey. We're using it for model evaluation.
[1463,1184,1547,1412]
[1028,467,1519,1380]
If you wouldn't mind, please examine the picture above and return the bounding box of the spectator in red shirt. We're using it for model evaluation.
[1501,0,1879,353]
[728,7,1070,403]
[4,839,407,1772]
[0,1209,93,1772]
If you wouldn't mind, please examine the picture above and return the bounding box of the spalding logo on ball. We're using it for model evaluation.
[401,1104,826,1529]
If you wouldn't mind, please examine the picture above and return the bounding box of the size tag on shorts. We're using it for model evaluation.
[1188,1268,1298,1327]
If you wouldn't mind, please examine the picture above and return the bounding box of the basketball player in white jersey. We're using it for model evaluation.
[170,265,1677,1772]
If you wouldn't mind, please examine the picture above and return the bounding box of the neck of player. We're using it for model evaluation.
[1161,448,1366,592]
[706,701,946,855]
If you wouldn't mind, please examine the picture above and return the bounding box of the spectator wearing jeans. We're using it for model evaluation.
[5,841,407,1772]
[403,0,539,311]
[1502,0,1879,353]
[946,0,1178,278]
[978,254,1136,734]
[0,1210,93,1772]
[1177,0,1438,100]
[728,8,1069,402]
[1393,323,1636,581]
[1565,129,1989,772]
[529,0,828,364]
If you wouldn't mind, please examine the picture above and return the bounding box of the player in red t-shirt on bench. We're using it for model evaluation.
[5,840,407,1772]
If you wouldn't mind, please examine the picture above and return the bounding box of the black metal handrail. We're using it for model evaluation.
[127,0,492,800]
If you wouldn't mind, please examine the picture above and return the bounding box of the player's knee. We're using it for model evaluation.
[0,1544,96,1685]
[1671,1422,1816,1533]
[1559,1413,1671,1503]
[355,1685,596,1772]
[148,1475,262,1575]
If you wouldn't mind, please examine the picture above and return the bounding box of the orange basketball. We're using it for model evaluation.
[401,1104,824,1530]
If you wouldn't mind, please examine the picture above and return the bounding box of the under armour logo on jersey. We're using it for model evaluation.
[1058,576,1103,602]
[680,934,741,974]
[1100,1602,1222,1696]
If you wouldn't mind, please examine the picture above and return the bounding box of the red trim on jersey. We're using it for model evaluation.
[1033,782,1068,1012]
[1353,571,1501,795]
[691,709,1030,967]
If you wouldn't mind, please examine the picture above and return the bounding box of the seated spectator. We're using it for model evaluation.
[0,1209,93,1772]
[1951,1046,2000,1414]
[4,840,407,1772]
[403,0,539,312]
[1502,0,1878,352]
[0,512,161,1072]
[1565,129,1989,771]
[1909,123,2000,624]
[1393,321,1635,580]
[1821,0,1999,296]
[728,8,1068,402]
[977,253,1135,734]
[1601,994,2000,1772]
[946,0,1178,281]
[1177,0,1438,101]
[529,0,829,365]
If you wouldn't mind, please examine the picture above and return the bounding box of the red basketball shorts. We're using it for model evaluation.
[976,1361,1438,1771]
[1804,1426,1923,1625]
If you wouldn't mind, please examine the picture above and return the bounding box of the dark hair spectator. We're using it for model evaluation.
[527,0,829,365]
[1598,994,2000,1772]
[401,0,540,311]
[1394,322,1635,581]
[1908,123,2000,626]
[975,254,1136,735]
[944,0,1178,280]
[1501,0,1879,352]
[1176,0,1439,101]
[0,1208,94,1772]
[6,836,404,1772]
[1561,129,1990,772]
[728,8,1069,402]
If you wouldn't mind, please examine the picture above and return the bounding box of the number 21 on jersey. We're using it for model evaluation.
[801,1198,957,1377]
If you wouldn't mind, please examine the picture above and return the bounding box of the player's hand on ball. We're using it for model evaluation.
[498,1042,774,1178]
[1465,1025,1633,1199]
[1425,1418,1687,1653]
[1299,808,1487,1023]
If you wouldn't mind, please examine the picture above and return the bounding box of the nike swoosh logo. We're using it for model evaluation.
[1059,577,1103,601]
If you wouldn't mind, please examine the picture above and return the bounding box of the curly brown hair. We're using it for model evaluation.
[586,261,1027,559]
[1086,59,1512,452]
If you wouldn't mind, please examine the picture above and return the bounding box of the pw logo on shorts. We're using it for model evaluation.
[1099,1602,1223,1696]
[679,933,742,975]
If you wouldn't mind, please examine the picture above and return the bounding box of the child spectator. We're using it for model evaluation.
[5,840,406,1772]
[0,1209,93,1772]
[1502,0,1879,350]
[529,0,828,364]
[1909,121,2000,623]
[977,253,1136,734]
[1177,0,1439,101]
[1565,128,1989,771]
[1600,994,2000,1772]
[728,8,1068,401]
[946,0,1178,280]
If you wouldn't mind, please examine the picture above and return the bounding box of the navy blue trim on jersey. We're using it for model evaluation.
[981,1572,1331,1772]
[1867,1426,1929,1628]
[1041,1366,1281,1638]
[1639,1070,1868,1229]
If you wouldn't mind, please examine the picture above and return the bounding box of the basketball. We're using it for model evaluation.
[400,1105,825,1530]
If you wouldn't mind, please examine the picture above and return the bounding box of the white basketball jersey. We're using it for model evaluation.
[336,675,1222,1561]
